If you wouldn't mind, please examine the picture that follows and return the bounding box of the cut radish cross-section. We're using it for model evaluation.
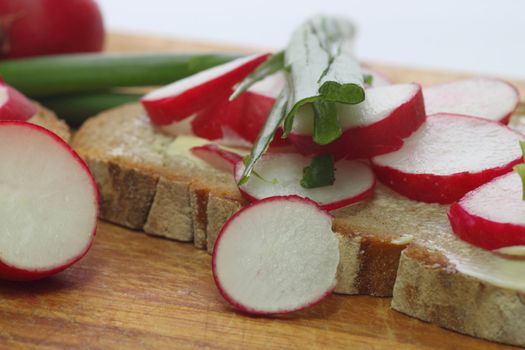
[423,78,519,123]
[0,79,36,121]
[289,83,426,159]
[191,144,375,210]
[0,121,98,280]
[372,114,524,204]
[142,53,270,126]
[212,195,339,315]
[449,172,525,250]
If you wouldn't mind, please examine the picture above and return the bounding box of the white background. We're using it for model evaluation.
[99,0,525,79]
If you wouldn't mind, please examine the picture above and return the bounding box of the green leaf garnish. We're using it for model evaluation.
[229,51,285,101]
[313,100,341,145]
[238,88,289,185]
[363,74,373,86]
[301,155,335,188]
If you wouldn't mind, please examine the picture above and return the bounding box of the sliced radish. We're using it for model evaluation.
[289,83,426,159]
[0,121,98,281]
[449,171,525,250]
[212,195,339,314]
[142,53,270,125]
[0,79,36,121]
[423,78,519,124]
[372,114,524,204]
[191,144,375,210]
[361,66,392,87]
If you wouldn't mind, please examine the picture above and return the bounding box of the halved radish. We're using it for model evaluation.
[423,78,519,124]
[0,121,98,281]
[372,114,524,204]
[142,53,270,125]
[449,171,525,250]
[191,144,375,210]
[0,79,36,121]
[361,66,392,87]
[288,83,425,159]
[212,195,339,315]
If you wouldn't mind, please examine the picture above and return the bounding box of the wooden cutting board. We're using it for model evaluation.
[0,33,523,350]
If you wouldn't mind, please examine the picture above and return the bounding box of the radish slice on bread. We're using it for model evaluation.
[449,172,525,250]
[372,114,524,204]
[191,144,375,210]
[0,79,36,121]
[423,78,519,124]
[288,83,426,159]
[0,122,98,280]
[212,195,339,314]
[142,53,270,125]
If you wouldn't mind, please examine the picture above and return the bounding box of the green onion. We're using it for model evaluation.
[40,92,141,127]
[282,15,365,138]
[229,51,285,101]
[238,88,289,185]
[0,53,241,98]
[300,155,335,188]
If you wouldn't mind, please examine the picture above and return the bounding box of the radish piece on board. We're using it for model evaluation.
[423,78,519,124]
[212,195,339,315]
[0,121,98,281]
[289,83,425,159]
[449,172,525,250]
[0,80,36,121]
[192,144,375,210]
[142,53,270,125]
[372,114,524,204]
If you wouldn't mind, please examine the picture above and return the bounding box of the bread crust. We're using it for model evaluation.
[72,103,525,346]
[393,247,525,347]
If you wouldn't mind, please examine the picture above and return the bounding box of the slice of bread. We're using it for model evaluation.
[29,103,71,142]
[72,103,525,347]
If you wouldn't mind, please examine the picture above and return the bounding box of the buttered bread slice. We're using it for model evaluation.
[72,103,525,347]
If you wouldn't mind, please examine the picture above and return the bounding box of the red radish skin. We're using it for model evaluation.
[289,83,426,159]
[0,79,36,120]
[192,144,375,210]
[0,121,99,281]
[212,195,339,315]
[142,53,270,125]
[372,114,524,204]
[0,0,104,59]
[448,172,525,250]
[423,78,519,124]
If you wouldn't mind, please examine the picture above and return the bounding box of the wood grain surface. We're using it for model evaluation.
[0,33,523,350]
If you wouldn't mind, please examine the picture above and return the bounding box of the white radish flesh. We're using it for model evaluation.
[212,196,339,314]
[0,122,98,280]
[0,81,37,121]
[423,78,519,123]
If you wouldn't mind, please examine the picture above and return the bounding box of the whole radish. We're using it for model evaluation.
[0,0,104,59]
